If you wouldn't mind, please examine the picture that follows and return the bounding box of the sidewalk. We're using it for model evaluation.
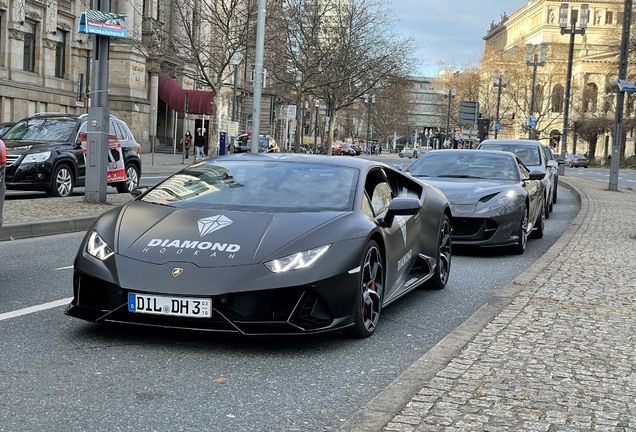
[342,176,636,431]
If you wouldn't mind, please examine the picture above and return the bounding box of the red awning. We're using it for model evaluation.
[158,73,214,115]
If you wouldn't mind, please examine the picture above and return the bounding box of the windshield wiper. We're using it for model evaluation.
[437,175,486,179]
[411,174,429,177]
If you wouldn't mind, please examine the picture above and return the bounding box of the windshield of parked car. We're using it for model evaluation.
[1,118,76,142]
[408,151,520,181]
[478,143,542,167]
[141,160,358,212]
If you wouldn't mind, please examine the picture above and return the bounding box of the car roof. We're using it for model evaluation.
[426,149,517,158]
[480,139,542,147]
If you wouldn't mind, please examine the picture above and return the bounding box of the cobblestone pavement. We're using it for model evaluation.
[343,176,636,431]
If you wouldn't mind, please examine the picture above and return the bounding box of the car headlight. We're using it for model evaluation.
[264,244,331,273]
[86,230,115,260]
[476,190,516,213]
[22,151,51,163]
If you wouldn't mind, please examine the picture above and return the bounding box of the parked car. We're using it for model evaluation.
[406,149,545,254]
[0,139,5,235]
[566,154,589,168]
[233,134,279,153]
[66,153,452,338]
[333,142,356,156]
[399,146,430,159]
[350,144,363,155]
[0,122,15,138]
[543,145,560,204]
[2,113,142,197]
[477,139,557,218]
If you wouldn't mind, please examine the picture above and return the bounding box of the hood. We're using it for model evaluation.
[3,140,63,153]
[422,178,512,204]
[116,201,345,268]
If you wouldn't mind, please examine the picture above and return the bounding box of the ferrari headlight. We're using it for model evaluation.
[86,230,115,260]
[264,244,331,273]
[22,151,51,163]
[477,190,516,213]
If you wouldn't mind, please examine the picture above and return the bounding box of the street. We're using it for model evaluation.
[0,172,579,432]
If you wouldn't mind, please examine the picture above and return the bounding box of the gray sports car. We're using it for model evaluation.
[406,150,545,254]
[66,153,452,338]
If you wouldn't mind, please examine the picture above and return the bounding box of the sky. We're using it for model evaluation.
[391,0,528,77]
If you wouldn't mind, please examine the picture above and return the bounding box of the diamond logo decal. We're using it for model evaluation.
[198,215,233,237]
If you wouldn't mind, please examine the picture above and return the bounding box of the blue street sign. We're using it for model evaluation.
[493,122,501,131]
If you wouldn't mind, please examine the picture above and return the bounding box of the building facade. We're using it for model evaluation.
[483,0,631,159]
[406,76,447,149]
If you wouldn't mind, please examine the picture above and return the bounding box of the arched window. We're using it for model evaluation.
[582,83,598,113]
[551,84,564,113]
[534,84,544,112]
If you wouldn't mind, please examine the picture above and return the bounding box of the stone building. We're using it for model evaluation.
[483,0,632,159]
[406,76,447,150]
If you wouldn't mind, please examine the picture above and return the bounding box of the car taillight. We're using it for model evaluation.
[0,139,6,164]
[136,143,141,152]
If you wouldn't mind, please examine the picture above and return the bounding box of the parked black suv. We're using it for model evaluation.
[2,113,142,197]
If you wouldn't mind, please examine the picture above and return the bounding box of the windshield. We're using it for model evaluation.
[2,118,77,142]
[479,143,541,166]
[141,160,358,212]
[408,151,520,181]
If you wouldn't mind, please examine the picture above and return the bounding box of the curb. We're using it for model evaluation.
[0,216,96,241]
[339,179,585,432]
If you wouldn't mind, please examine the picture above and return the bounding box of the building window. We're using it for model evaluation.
[582,83,598,113]
[551,84,564,113]
[55,31,66,78]
[23,22,36,72]
[606,11,613,25]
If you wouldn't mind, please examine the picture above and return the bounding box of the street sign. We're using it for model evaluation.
[493,122,501,131]
[458,101,479,124]
[284,105,296,119]
[75,100,85,108]
[527,115,537,127]
[228,121,239,136]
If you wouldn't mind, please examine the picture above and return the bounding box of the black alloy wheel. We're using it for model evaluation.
[48,164,74,197]
[426,214,452,289]
[544,194,551,219]
[346,240,384,338]
[511,203,528,255]
[116,163,140,193]
[531,200,545,239]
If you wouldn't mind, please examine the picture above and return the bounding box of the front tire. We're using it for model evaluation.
[510,203,528,255]
[425,214,452,290]
[345,240,384,338]
[48,164,74,197]
[531,200,545,239]
[116,163,140,193]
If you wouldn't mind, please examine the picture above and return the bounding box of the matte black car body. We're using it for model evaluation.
[2,113,142,197]
[477,139,557,218]
[66,154,452,337]
[406,150,545,254]
[0,139,6,234]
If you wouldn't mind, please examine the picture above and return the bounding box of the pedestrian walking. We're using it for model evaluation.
[194,129,206,160]
[180,130,193,159]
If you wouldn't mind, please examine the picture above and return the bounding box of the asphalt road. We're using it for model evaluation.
[0,178,580,431]
[560,165,636,188]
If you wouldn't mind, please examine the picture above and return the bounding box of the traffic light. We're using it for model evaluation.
[478,118,490,141]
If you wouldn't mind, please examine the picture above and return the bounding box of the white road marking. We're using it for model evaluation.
[0,297,73,322]
[55,266,74,270]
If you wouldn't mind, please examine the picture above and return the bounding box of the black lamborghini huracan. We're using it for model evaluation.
[66,153,452,337]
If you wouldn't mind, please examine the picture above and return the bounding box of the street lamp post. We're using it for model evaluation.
[230,53,242,153]
[314,100,319,154]
[493,70,508,139]
[526,44,547,140]
[364,94,375,154]
[444,85,456,148]
[559,2,589,175]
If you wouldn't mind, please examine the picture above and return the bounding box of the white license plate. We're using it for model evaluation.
[128,293,211,318]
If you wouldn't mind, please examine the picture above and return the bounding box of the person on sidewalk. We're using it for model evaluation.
[194,129,205,160]
[180,130,193,159]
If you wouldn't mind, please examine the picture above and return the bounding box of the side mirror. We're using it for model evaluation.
[547,160,558,168]
[555,157,565,165]
[388,196,421,216]
[528,170,545,181]
[391,164,403,172]
[130,186,149,197]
